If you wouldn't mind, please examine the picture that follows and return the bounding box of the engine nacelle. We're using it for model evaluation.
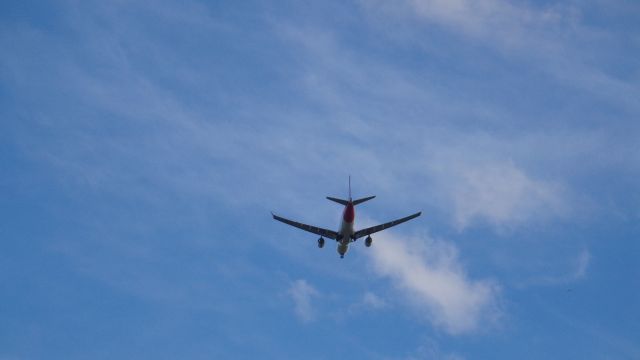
[317,237,325,248]
[365,236,373,247]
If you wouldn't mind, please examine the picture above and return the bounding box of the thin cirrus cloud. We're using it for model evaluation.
[371,0,580,51]
[276,25,577,231]
[1,1,596,235]
[523,248,592,287]
[363,0,640,114]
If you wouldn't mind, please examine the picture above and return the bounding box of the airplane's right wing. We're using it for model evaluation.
[272,213,339,240]
[353,212,421,239]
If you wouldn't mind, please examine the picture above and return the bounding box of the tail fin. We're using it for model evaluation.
[327,176,375,205]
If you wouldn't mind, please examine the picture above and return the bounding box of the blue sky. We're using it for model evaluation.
[1,0,639,358]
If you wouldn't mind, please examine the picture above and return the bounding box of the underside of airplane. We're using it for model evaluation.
[272,179,421,258]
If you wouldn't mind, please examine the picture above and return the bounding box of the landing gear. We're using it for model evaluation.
[317,237,325,248]
[340,254,344,259]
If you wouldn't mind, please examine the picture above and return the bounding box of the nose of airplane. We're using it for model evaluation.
[337,243,348,258]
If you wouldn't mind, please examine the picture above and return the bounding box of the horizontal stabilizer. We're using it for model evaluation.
[326,196,349,205]
[352,195,375,205]
[327,195,376,206]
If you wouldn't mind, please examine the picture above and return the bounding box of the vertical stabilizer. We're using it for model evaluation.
[348,175,352,200]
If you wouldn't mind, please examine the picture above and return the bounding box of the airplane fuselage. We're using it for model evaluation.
[337,201,355,258]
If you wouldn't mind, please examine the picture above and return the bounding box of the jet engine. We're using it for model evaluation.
[365,236,373,247]
[317,237,325,248]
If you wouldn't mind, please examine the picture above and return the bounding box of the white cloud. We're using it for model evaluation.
[288,279,319,322]
[367,231,500,334]
[362,291,387,310]
[429,157,567,230]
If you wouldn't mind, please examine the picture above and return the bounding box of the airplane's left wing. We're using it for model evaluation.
[272,213,339,240]
[354,212,421,239]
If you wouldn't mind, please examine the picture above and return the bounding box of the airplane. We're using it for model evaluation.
[272,177,421,258]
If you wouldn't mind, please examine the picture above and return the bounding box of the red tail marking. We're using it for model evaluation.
[343,202,355,223]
